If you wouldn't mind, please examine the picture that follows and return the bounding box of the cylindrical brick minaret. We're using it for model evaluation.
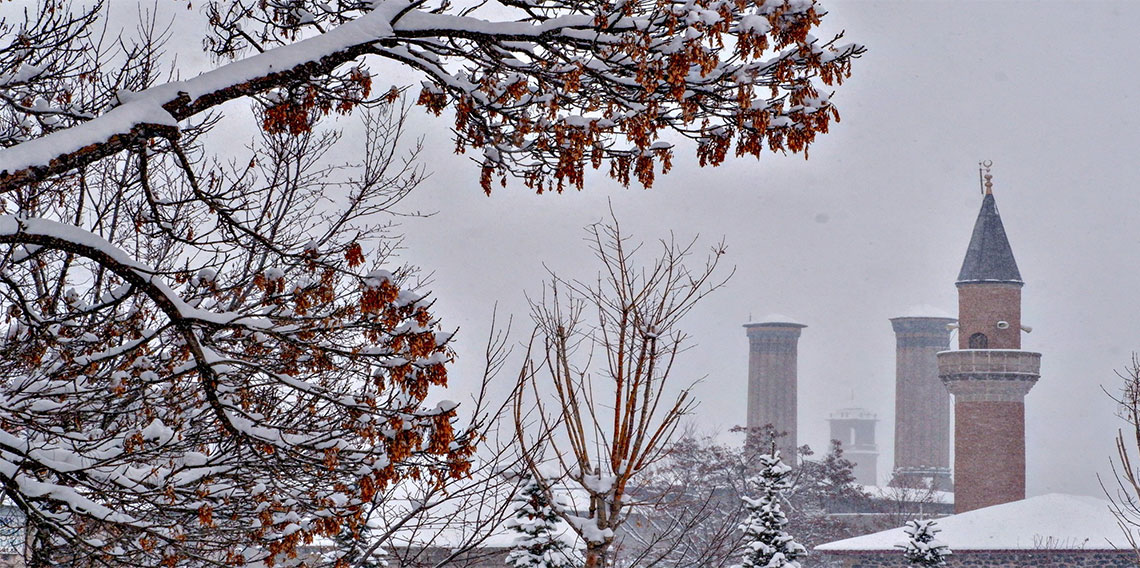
[939,350,1039,512]
[957,283,1022,350]
[937,182,1039,514]
[890,316,955,490]
[744,321,806,459]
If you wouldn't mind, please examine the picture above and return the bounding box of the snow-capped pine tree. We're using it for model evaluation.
[326,523,387,568]
[897,519,951,566]
[505,474,583,568]
[736,447,806,568]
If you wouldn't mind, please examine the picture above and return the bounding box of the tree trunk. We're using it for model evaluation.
[585,541,611,568]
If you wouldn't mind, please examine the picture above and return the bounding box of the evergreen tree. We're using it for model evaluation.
[819,440,858,493]
[897,519,951,567]
[327,523,387,568]
[782,439,866,549]
[505,475,583,568]
[736,448,806,568]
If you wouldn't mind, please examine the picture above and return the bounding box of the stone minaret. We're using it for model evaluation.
[891,316,955,490]
[828,408,879,486]
[744,321,806,459]
[937,176,1040,513]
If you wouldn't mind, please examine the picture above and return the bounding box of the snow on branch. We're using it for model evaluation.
[0,216,268,329]
[0,2,409,189]
[1,0,863,193]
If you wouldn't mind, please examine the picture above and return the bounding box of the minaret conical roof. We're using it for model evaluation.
[956,193,1022,284]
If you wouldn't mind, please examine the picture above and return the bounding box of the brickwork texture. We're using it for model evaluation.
[745,323,805,458]
[891,317,954,476]
[956,283,1022,350]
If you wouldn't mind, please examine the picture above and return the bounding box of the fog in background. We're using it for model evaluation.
[392,0,1140,498]
[113,0,1140,498]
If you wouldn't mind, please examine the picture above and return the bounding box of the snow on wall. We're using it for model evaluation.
[816,493,1133,552]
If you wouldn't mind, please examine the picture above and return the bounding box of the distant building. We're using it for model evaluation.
[890,315,954,491]
[816,493,1136,567]
[828,408,878,486]
[810,171,1092,568]
[938,180,1039,513]
[744,319,806,458]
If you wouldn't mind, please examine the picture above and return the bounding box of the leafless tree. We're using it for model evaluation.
[1101,354,1140,561]
[870,478,943,530]
[618,432,751,568]
[513,213,731,567]
[620,431,870,567]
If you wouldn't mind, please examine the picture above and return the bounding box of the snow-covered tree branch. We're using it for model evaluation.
[0,0,863,564]
[0,76,478,564]
[1,0,862,193]
[897,519,950,567]
[736,447,804,568]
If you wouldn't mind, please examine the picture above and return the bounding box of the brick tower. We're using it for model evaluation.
[890,316,955,490]
[744,320,806,459]
[828,407,879,486]
[937,175,1040,513]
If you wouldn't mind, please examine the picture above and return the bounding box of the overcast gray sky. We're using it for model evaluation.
[382,0,1140,498]
[110,0,1137,498]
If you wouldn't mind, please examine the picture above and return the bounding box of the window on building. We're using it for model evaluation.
[969,332,989,349]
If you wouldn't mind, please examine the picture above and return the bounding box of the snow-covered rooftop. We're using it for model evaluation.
[816,494,1132,552]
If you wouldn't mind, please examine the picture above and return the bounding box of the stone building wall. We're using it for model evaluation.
[952,400,1026,512]
[827,550,1137,568]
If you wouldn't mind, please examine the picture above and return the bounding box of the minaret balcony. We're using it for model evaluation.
[936,350,1040,401]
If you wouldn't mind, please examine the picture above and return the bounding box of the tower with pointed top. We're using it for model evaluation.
[937,174,1040,513]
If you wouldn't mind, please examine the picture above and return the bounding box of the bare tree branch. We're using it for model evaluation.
[514,210,730,567]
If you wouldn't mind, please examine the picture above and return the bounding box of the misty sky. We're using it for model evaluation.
[382,0,1140,498]
[95,0,1140,499]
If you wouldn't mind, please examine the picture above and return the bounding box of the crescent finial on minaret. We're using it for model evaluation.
[979,160,994,195]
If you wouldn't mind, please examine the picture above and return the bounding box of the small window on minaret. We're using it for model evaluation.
[969,332,989,349]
